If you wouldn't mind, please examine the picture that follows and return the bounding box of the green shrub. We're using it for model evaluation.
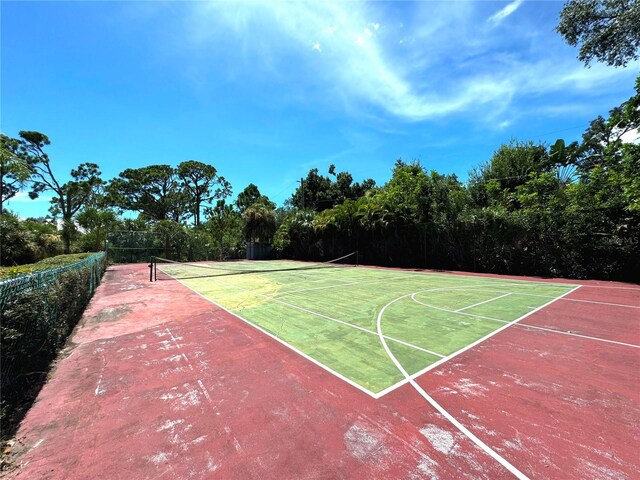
[0,253,106,441]
[0,253,96,281]
[0,213,63,266]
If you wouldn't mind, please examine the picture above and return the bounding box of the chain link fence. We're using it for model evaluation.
[1,252,107,441]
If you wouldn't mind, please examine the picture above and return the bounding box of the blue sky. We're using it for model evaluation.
[2,0,638,218]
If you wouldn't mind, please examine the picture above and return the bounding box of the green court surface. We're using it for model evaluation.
[157,259,576,395]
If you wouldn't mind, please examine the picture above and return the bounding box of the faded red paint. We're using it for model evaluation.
[523,299,640,345]
[419,330,639,479]
[417,285,640,480]
[5,263,639,479]
[6,264,508,479]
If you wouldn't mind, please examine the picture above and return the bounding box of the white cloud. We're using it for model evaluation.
[620,127,639,144]
[488,0,524,26]
[6,191,53,203]
[175,0,637,123]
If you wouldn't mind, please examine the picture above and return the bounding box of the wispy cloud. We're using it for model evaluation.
[488,0,524,26]
[169,0,636,124]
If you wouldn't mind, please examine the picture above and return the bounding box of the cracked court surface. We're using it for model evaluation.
[5,262,639,479]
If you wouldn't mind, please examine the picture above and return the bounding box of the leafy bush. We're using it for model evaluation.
[0,252,97,281]
[0,253,106,441]
[0,213,63,266]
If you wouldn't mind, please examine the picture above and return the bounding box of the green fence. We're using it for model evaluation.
[0,252,105,311]
[0,252,107,441]
[106,230,164,264]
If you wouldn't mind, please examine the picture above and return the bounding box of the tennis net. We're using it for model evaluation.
[151,251,358,281]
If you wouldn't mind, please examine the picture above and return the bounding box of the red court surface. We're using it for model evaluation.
[5,263,639,479]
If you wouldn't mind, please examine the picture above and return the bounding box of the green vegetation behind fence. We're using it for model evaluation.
[0,252,107,441]
[0,252,101,282]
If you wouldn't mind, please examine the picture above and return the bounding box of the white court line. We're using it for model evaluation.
[516,294,639,309]
[549,297,638,308]
[212,276,574,358]
[276,273,414,297]
[163,260,359,286]
[577,285,640,290]
[354,264,579,288]
[159,266,587,401]
[455,292,512,312]
[516,323,640,348]
[277,273,571,299]
[376,285,581,396]
[203,274,446,359]
[463,288,640,309]
[411,296,640,349]
[258,259,580,289]
[180,260,582,298]
[282,273,508,296]
[188,259,586,290]
[160,270,381,398]
[375,292,532,480]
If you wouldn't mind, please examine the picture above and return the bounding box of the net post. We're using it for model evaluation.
[356,251,359,267]
[149,257,154,282]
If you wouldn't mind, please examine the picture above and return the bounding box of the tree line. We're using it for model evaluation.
[0,139,269,264]
[1,0,638,280]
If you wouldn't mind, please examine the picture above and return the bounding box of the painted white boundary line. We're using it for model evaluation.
[403,285,580,370]
[458,288,640,309]
[215,278,579,361]
[221,259,582,289]
[163,272,382,398]
[277,271,577,299]
[516,323,640,348]
[163,259,360,287]
[577,285,640,290]
[412,296,640,349]
[276,273,417,297]
[159,265,584,401]
[374,285,581,396]
[455,293,512,312]
[516,294,639,309]
[354,264,579,288]
[375,294,531,480]
[214,277,446,359]
[276,269,579,297]
[536,293,640,308]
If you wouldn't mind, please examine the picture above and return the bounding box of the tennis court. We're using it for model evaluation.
[7,260,639,479]
[155,254,579,397]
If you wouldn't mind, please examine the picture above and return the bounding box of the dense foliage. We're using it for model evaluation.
[0,135,30,214]
[0,213,63,266]
[288,165,375,211]
[276,83,640,281]
[0,253,106,441]
[0,252,98,280]
[557,0,640,67]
